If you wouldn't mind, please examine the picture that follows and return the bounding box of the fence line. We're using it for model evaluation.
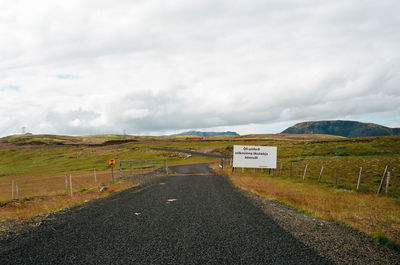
[230,157,399,196]
[0,158,171,202]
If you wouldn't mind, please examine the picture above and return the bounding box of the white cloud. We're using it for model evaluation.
[0,0,400,136]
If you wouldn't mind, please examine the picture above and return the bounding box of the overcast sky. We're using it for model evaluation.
[1,0,399,137]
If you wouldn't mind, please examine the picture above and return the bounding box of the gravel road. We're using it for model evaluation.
[0,163,331,264]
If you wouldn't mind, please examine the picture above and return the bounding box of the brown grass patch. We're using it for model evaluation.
[0,170,119,202]
[0,181,133,222]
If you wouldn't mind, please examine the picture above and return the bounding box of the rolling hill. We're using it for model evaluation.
[282,120,400,137]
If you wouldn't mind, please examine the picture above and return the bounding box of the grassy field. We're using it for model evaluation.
[1,133,399,248]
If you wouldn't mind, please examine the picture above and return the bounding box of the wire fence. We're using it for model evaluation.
[0,160,169,202]
[0,170,114,202]
[226,156,400,196]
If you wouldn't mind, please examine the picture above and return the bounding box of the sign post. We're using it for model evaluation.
[108,158,117,182]
[233,145,277,169]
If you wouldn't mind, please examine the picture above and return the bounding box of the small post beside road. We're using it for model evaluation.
[377,165,388,194]
[69,174,73,196]
[318,166,324,183]
[108,158,117,183]
[16,183,19,199]
[165,159,168,175]
[280,162,283,175]
[357,167,363,191]
[386,171,391,194]
[94,168,97,184]
[302,164,308,181]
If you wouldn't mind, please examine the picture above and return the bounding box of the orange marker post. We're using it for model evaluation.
[108,158,117,182]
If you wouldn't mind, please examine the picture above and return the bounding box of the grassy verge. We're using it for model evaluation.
[215,165,400,248]
[0,180,133,223]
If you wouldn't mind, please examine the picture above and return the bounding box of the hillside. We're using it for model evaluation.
[282,120,400,137]
[171,131,239,137]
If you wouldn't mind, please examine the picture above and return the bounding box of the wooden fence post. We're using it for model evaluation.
[16,183,18,199]
[385,171,390,194]
[69,174,73,196]
[94,168,97,184]
[302,164,308,181]
[280,162,283,176]
[318,166,324,183]
[357,167,362,191]
[377,165,388,194]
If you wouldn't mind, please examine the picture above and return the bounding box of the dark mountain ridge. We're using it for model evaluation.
[282,120,400,137]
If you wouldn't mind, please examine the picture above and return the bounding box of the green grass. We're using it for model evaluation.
[375,234,400,251]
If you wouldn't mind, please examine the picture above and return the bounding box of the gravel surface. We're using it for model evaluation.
[0,163,330,264]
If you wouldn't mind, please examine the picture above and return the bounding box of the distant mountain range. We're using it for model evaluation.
[172,131,240,137]
[282,120,400,137]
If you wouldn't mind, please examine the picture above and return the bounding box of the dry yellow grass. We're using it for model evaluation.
[216,166,400,245]
[0,170,118,202]
[0,181,134,222]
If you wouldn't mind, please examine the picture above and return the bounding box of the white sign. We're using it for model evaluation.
[233,145,277,169]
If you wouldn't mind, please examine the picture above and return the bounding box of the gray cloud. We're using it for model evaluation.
[0,0,400,137]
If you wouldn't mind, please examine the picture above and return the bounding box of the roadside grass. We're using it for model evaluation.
[277,156,400,196]
[0,180,134,223]
[215,165,400,247]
